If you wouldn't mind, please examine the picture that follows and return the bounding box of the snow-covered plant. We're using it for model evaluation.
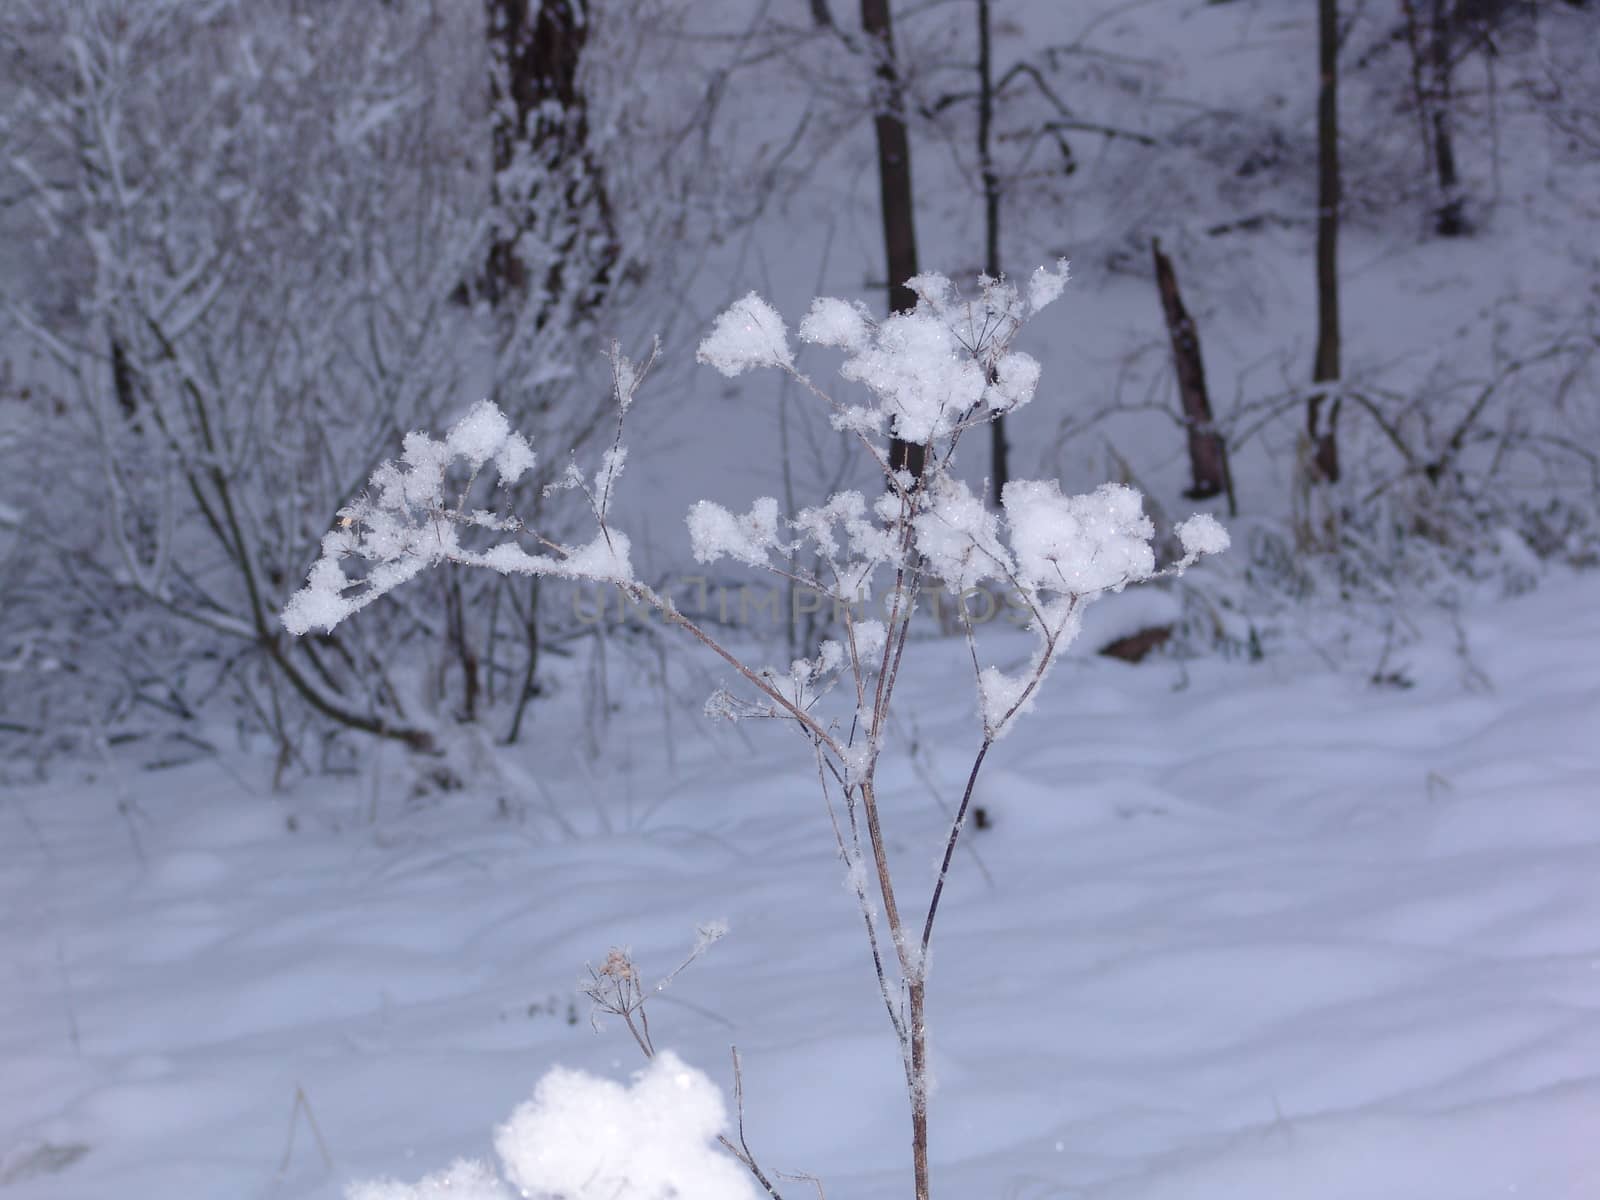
[287,266,1227,1200]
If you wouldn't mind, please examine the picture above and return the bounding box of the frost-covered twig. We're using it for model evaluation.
[716,1047,788,1200]
[815,739,909,1063]
[584,948,655,1060]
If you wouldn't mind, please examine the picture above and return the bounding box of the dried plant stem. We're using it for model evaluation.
[276,1084,334,1177]
[921,739,991,959]
[636,584,842,755]
[716,1047,787,1200]
[816,746,907,1053]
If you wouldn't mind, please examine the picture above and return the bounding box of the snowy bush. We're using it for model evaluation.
[0,0,721,771]
[0,1,484,764]
[290,266,1227,1199]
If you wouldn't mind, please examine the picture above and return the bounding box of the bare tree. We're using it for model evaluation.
[1309,0,1345,484]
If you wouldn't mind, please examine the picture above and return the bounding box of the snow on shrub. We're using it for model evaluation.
[281,400,633,637]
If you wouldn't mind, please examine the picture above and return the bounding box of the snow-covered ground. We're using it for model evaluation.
[5,565,1598,1198]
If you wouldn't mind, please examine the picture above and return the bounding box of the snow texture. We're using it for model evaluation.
[495,1051,756,1200]
[836,304,988,445]
[348,1159,509,1200]
[913,477,1012,593]
[10,0,1600,1196]
[1175,513,1231,560]
[799,296,874,351]
[15,572,1600,1200]
[696,293,794,377]
[445,400,515,471]
[1002,481,1155,594]
[686,497,786,567]
[344,1052,755,1200]
[1024,259,1071,313]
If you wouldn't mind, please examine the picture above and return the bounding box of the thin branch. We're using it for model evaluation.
[715,1047,788,1200]
[815,742,908,1055]
[920,739,990,959]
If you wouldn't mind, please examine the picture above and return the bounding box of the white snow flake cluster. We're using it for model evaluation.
[906,478,1171,737]
[686,496,787,567]
[797,295,873,351]
[696,292,794,377]
[912,477,1008,593]
[696,265,1070,450]
[1000,480,1155,595]
[1175,512,1232,560]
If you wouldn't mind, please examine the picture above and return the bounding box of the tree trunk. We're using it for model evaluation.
[1401,0,1468,237]
[109,333,141,420]
[475,0,620,734]
[483,0,619,319]
[977,0,1009,501]
[859,0,926,481]
[1428,0,1467,235]
[1151,239,1233,512]
[1308,0,1342,484]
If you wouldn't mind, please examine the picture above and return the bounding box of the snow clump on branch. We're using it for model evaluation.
[281,399,632,637]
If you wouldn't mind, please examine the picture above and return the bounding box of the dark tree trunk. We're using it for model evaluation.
[505,579,542,744]
[1428,0,1467,235]
[977,0,1009,501]
[1431,108,1463,233]
[859,0,926,481]
[443,571,480,724]
[1308,0,1343,484]
[475,0,619,734]
[1151,239,1234,513]
[483,0,619,319]
[1401,0,1469,237]
[109,333,141,420]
